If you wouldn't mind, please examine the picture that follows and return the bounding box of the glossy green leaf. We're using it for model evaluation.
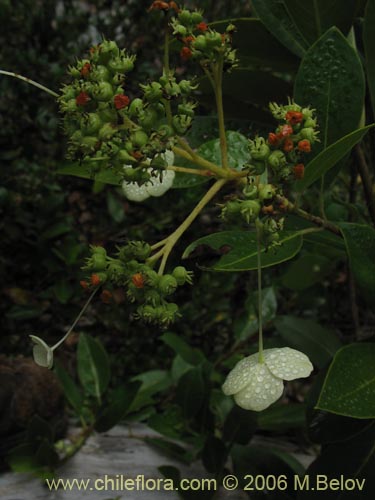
[284,0,359,46]
[211,18,299,70]
[176,367,206,420]
[294,28,365,155]
[338,222,375,300]
[161,332,205,366]
[198,130,250,170]
[130,370,172,412]
[317,343,375,418]
[183,230,304,271]
[173,130,249,188]
[54,362,83,415]
[223,405,257,445]
[251,0,308,57]
[77,333,110,401]
[95,382,141,432]
[298,421,375,499]
[258,403,307,431]
[364,0,375,116]
[275,316,342,369]
[57,162,122,186]
[148,405,184,440]
[294,125,374,191]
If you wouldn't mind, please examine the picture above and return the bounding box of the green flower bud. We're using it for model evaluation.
[158,124,174,138]
[108,56,134,74]
[172,266,193,285]
[97,40,119,64]
[98,123,117,141]
[303,118,317,128]
[98,106,118,123]
[205,31,223,48]
[118,149,135,163]
[145,269,160,287]
[258,184,276,201]
[243,184,258,199]
[223,200,242,216]
[164,82,181,97]
[81,113,103,135]
[249,137,270,161]
[177,102,196,117]
[131,130,149,148]
[172,114,192,135]
[141,82,163,103]
[268,150,286,169]
[178,10,192,26]
[158,275,178,296]
[92,81,114,101]
[128,98,144,117]
[240,200,261,224]
[300,127,319,143]
[174,25,187,36]
[91,65,111,82]
[193,35,207,51]
[81,136,99,151]
[61,99,78,112]
[90,254,107,271]
[144,290,162,306]
[179,80,196,95]
[139,108,158,130]
[191,11,203,24]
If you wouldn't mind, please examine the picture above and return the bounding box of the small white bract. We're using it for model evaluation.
[122,150,175,202]
[222,347,313,411]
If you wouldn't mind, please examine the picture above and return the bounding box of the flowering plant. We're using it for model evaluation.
[1,0,375,492]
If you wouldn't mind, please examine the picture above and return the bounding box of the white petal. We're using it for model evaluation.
[122,181,150,202]
[146,170,175,197]
[162,150,174,166]
[29,335,54,369]
[264,347,313,381]
[222,353,259,395]
[234,363,284,411]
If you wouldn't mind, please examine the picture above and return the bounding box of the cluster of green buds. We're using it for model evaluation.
[170,9,237,70]
[58,38,196,188]
[221,180,285,249]
[80,242,193,326]
[247,101,319,182]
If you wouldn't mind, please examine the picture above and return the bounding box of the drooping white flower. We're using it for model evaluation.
[122,150,175,202]
[222,347,313,411]
[29,335,54,369]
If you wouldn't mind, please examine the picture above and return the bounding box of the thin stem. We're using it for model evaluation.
[167,165,211,176]
[155,179,227,274]
[0,70,59,98]
[255,220,264,363]
[290,203,342,236]
[212,59,229,171]
[172,145,239,179]
[52,288,98,351]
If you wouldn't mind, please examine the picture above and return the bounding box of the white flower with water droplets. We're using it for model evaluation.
[222,347,313,411]
[122,150,175,202]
